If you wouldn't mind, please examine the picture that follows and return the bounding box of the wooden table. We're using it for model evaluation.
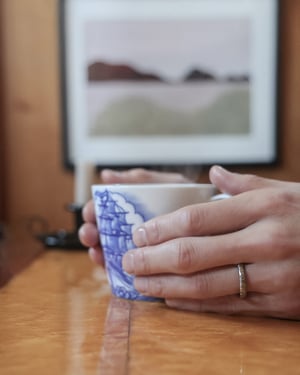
[0,237,300,375]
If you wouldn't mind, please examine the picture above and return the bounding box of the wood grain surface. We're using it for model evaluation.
[0,247,299,375]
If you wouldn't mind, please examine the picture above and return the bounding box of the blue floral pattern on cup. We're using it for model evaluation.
[94,189,158,301]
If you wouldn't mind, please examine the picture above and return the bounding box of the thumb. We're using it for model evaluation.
[209,165,278,195]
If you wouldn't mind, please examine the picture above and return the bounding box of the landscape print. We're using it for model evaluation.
[85,18,250,137]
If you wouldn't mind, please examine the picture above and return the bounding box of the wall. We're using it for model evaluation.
[1,0,74,231]
[1,0,300,230]
[0,1,5,225]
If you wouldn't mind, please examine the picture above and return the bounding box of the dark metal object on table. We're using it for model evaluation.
[37,204,86,250]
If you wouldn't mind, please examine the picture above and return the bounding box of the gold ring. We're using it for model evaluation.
[237,263,247,298]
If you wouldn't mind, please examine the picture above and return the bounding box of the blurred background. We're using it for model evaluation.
[0,0,300,235]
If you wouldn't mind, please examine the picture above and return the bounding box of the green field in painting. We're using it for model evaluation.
[89,88,250,137]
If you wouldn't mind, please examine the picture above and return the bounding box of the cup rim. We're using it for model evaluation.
[92,183,215,189]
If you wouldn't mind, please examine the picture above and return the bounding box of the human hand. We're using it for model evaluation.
[78,168,193,266]
[122,165,300,320]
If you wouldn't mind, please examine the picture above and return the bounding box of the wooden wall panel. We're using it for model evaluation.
[1,0,300,230]
[0,1,5,226]
[2,0,74,231]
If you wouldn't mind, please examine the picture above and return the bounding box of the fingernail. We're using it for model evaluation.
[133,227,148,246]
[105,169,122,177]
[134,277,148,294]
[122,251,135,274]
[213,165,226,175]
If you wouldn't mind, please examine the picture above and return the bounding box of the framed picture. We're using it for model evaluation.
[60,0,280,169]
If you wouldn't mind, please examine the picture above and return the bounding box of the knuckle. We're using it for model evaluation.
[260,222,291,260]
[148,278,165,297]
[146,219,162,244]
[175,242,198,273]
[274,189,296,206]
[262,224,282,249]
[178,206,206,235]
[138,249,151,274]
[262,188,295,213]
[193,274,211,298]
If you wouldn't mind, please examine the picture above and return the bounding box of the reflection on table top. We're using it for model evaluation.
[0,249,300,375]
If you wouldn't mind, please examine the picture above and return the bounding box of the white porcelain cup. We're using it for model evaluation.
[92,183,222,301]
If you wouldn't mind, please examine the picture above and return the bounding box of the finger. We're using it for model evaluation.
[132,189,268,247]
[82,200,96,223]
[101,168,191,184]
[165,291,300,320]
[133,265,246,299]
[125,219,297,276]
[124,234,243,276]
[133,182,300,248]
[88,247,104,267]
[133,261,294,299]
[209,165,292,196]
[78,222,99,248]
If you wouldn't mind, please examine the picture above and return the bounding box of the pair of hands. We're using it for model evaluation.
[79,166,300,320]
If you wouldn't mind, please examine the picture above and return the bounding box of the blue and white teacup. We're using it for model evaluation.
[92,183,218,301]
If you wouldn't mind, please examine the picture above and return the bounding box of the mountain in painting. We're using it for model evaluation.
[88,61,249,83]
[88,61,164,82]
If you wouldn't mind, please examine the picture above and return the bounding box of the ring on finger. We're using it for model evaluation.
[237,263,247,299]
